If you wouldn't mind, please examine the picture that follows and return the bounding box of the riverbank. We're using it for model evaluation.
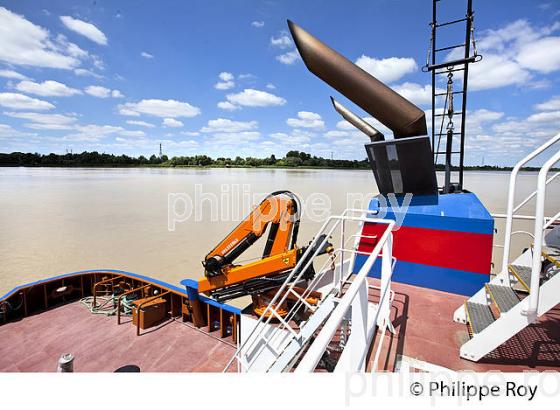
[1,151,549,172]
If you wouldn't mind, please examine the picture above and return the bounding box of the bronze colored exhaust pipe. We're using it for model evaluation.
[288,20,427,138]
[330,97,384,142]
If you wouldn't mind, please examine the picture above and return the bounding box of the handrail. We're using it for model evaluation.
[135,291,170,336]
[500,132,560,280]
[513,172,560,214]
[117,284,150,324]
[526,149,560,319]
[92,275,124,308]
[544,209,560,230]
[223,208,383,372]
[296,221,395,372]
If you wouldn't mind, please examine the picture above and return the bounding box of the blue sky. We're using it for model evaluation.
[0,0,559,166]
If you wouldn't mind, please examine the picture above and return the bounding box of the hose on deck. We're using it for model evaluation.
[80,294,135,316]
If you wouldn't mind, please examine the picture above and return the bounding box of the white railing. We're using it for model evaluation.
[224,208,395,372]
[500,132,560,285]
[295,219,394,372]
[526,149,560,319]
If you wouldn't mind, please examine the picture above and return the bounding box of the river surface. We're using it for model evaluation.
[1,167,559,296]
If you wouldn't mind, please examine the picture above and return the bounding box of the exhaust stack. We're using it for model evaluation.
[288,20,427,139]
[330,97,384,142]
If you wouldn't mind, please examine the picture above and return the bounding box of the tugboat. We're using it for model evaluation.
[1,0,559,372]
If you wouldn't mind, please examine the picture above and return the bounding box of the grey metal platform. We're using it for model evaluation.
[486,284,520,313]
[465,302,495,334]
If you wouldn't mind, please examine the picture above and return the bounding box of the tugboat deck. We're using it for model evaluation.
[0,301,235,372]
[367,279,560,372]
[2,276,559,372]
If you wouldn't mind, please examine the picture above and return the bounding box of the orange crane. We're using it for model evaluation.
[197,191,332,303]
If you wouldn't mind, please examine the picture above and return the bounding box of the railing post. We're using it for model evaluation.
[349,280,369,371]
[378,234,393,328]
[526,149,560,320]
[337,218,345,294]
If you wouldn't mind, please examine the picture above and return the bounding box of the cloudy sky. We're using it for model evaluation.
[0,0,559,166]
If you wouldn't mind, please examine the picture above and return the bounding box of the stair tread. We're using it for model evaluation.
[465,302,495,334]
[486,284,519,313]
[509,264,532,291]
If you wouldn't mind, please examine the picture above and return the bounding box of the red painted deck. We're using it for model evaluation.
[367,279,560,372]
[0,301,235,372]
[1,280,559,372]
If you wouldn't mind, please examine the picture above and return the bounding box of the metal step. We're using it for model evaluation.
[542,246,560,267]
[509,264,532,291]
[486,284,519,313]
[465,302,495,335]
[267,293,337,372]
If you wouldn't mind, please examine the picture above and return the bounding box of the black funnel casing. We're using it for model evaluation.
[288,20,427,139]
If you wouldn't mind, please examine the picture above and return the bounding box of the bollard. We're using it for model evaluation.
[181,279,206,328]
[57,353,74,372]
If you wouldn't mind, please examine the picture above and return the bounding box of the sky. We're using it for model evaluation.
[0,0,559,166]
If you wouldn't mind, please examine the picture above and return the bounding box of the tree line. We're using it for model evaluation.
[0,150,544,171]
[0,150,369,169]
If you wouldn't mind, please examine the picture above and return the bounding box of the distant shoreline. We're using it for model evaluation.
[0,164,552,172]
[0,151,553,172]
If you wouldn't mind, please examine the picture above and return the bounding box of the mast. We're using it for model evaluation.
[425,0,480,193]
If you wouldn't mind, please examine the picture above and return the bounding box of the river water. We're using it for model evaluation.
[1,167,558,296]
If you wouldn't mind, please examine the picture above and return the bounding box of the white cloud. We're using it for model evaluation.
[271,30,300,65]
[447,19,560,90]
[201,118,258,133]
[324,130,350,138]
[4,111,78,129]
[527,110,560,123]
[214,71,235,90]
[355,56,417,83]
[83,85,122,98]
[0,7,82,69]
[119,130,146,137]
[141,51,154,59]
[16,80,81,97]
[276,50,300,65]
[266,83,276,90]
[251,21,264,28]
[0,123,33,138]
[126,120,155,128]
[217,101,239,111]
[517,36,560,73]
[206,131,261,145]
[286,111,324,129]
[535,96,560,111]
[73,68,103,79]
[0,69,28,80]
[84,85,111,98]
[163,118,184,128]
[0,92,54,110]
[224,88,286,109]
[393,82,433,106]
[118,99,201,118]
[219,72,234,81]
[467,54,532,91]
[270,129,314,146]
[60,16,107,45]
[270,32,293,49]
